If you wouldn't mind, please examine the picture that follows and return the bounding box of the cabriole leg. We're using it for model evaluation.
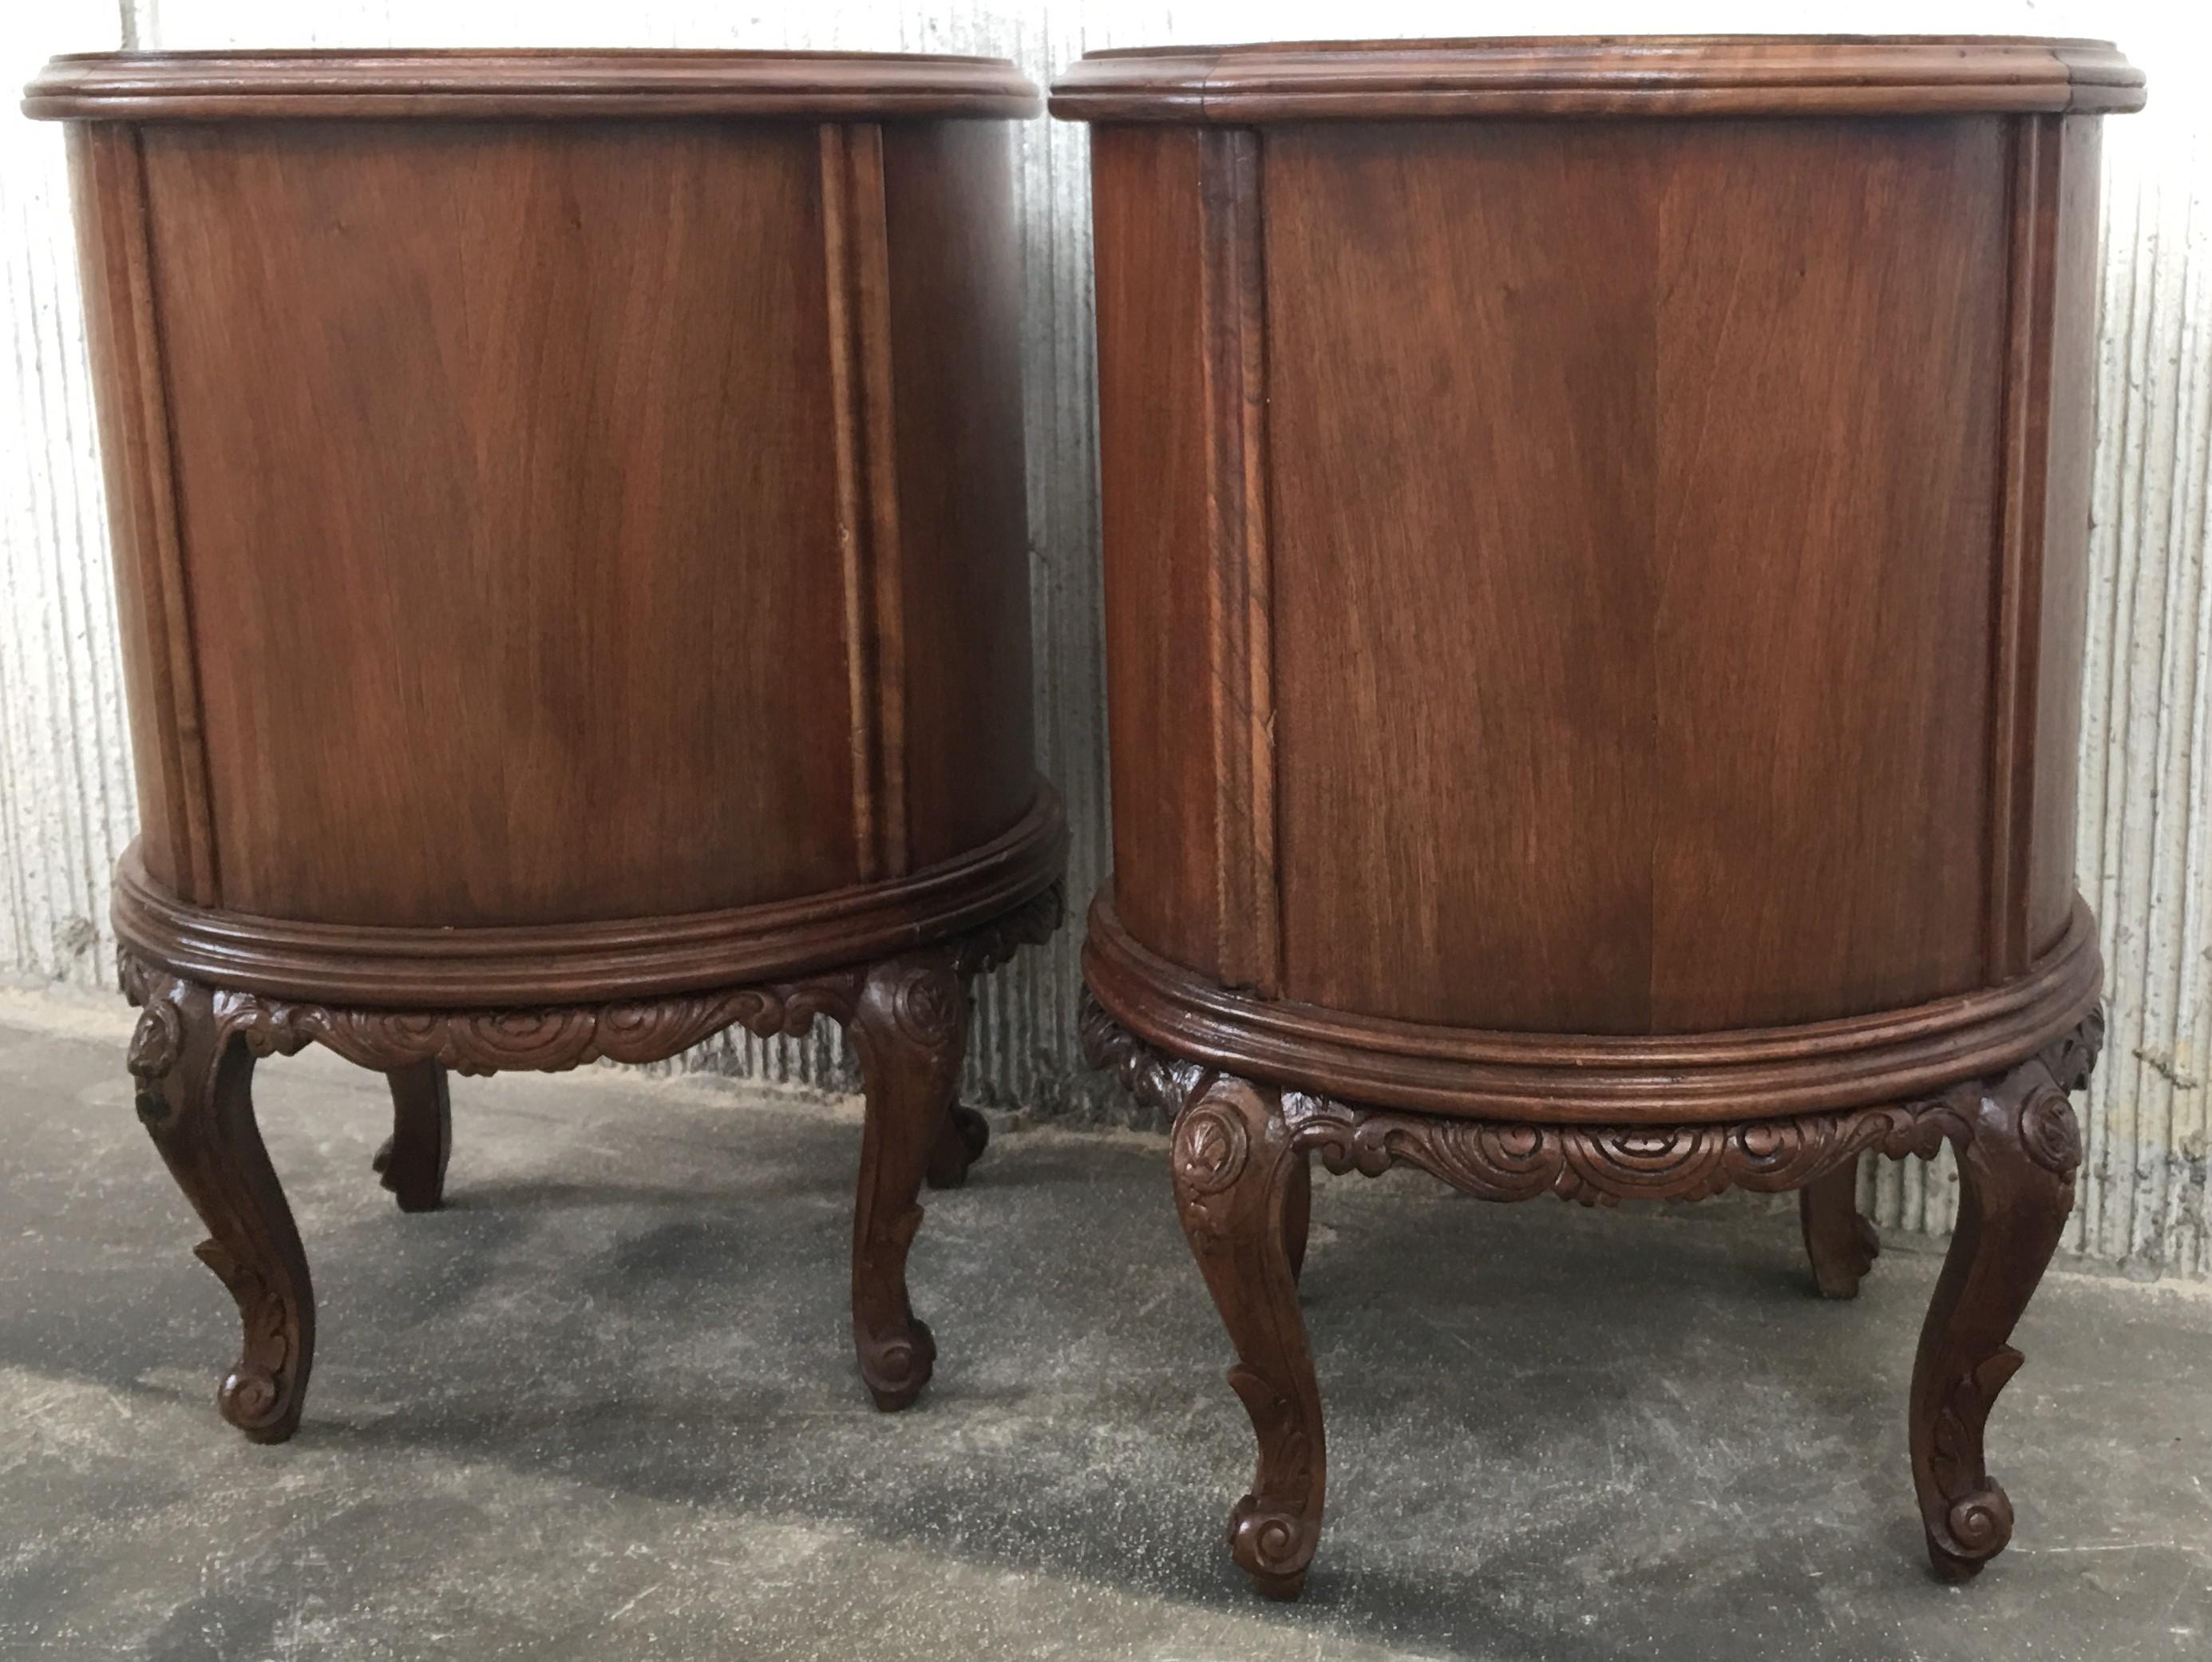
[1283,1149,1312,1284]
[925,1103,992,1189]
[127,976,315,1442]
[845,952,968,1410]
[1909,1055,2082,1581]
[1799,1157,1880,1299]
[373,1059,451,1213]
[1173,1075,1325,1599]
[924,973,990,1191]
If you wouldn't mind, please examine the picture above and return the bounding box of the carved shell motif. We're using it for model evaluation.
[2019,1086,2084,1177]
[125,994,187,1127]
[892,967,965,1049]
[126,993,184,1080]
[1173,1098,1252,1197]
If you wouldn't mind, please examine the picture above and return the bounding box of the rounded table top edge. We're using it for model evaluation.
[24,49,1043,122]
[1048,35,2145,122]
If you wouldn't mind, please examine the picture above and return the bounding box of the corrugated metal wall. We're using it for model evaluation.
[1870,75,2212,1279]
[3,2,2206,1274]
[2,1,137,1004]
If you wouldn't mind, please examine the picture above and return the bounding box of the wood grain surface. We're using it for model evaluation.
[1090,125,1224,975]
[25,48,1042,121]
[1264,121,1656,1030]
[881,118,1038,873]
[54,101,1053,937]
[1088,111,2103,1038]
[1647,117,2005,1029]
[1051,35,2145,122]
[144,119,853,925]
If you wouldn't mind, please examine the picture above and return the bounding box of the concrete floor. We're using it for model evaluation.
[2,992,2208,1662]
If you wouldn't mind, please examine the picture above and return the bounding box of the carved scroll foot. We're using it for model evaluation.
[1800,1158,1880,1299]
[126,975,315,1443]
[1909,1056,2082,1581]
[925,1100,991,1191]
[373,1060,451,1213]
[1174,1076,1326,1599]
[845,953,968,1411]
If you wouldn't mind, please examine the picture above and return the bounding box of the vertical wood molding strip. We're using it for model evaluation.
[819,121,910,884]
[1986,113,2054,982]
[1197,127,1279,995]
[77,125,221,906]
[849,125,909,882]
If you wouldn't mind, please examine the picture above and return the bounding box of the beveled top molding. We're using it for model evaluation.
[24,49,1042,122]
[1050,35,2146,122]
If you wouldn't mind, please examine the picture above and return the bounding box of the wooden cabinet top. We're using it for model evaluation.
[24,49,1040,122]
[1051,34,2143,122]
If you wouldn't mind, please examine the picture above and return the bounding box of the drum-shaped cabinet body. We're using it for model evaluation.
[1059,36,2139,1597]
[29,49,1062,1437]
[31,50,1061,995]
[1066,36,2129,1120]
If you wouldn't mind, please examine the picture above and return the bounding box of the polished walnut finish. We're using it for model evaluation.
[30,48,1062,1437]
[1057,34,2143,1597]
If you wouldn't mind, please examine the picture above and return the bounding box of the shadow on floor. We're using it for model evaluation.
[3,1011,2207,1661]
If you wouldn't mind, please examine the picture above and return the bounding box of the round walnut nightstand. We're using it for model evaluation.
[1057,34,2141,1596]
[30,47,1062,1438]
